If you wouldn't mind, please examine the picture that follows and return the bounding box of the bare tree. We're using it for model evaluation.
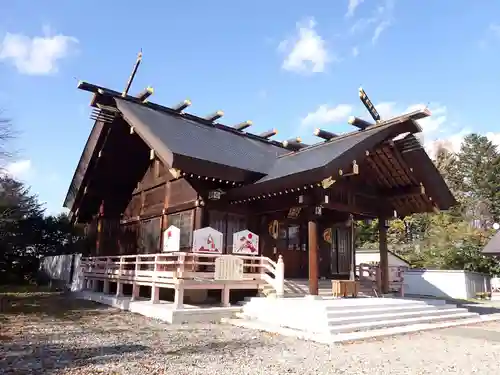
[0,111,15,169]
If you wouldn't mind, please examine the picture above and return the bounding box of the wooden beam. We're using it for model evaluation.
[340,182,426,200]
[172,99,191,112]
[348,116,373,130]
[205,110,224,123]
[308,220,319,296]
[239,188,383,217]
[136,86,154,102]
[233,120,252,131]
[259,129,278,139]
[313,128,337,141]
[122,51,143,97]
[282,137,307,151]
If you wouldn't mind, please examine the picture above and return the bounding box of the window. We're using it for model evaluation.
[330,227,351,274]
[287,225,300,251]
[208,211,247,253]
[138,217,162,253]
[167,210,194,249]
[276,221,306,252]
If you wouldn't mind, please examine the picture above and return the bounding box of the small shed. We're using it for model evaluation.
[482,231,500,256]
[356,248,410,268]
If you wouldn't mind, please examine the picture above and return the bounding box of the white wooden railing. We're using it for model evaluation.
[80,252,285,308]
[357,263,406,296]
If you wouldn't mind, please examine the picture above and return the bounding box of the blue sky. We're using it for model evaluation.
[0,0,499,215]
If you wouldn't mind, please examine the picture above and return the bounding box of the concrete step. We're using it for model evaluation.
[327,307,468,324]
[328,311,478,334]
[223,314,500,344]
[325,303,456,318]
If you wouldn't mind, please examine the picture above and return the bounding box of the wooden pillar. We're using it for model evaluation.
[308,220,319,295]
[378,217,389,294]
[193,206,204,230]
[96,201,105,256]
[349,215,356,281]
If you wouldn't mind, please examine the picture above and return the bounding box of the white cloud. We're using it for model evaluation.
[301,104,353,127]
[0,26,78,75]
[346,0,364,18]
[373,101,500,159]
[352,46,360,57]
[279,18,330,74]
[3,159,32,178]
[490,23,500,38]
[349,0,395,45]
[370,101,449,156]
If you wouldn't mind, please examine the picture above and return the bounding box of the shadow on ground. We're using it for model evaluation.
[164,339,267,356]
[1,342,150,374]
[0,290,110,322]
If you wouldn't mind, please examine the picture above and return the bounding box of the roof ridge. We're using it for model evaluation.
[78,81,288,150]
[275,110,426,160]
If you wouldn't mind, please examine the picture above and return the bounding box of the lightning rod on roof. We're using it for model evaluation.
[122,49,143,97]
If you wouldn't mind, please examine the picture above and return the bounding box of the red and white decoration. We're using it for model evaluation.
[163,225,180,252]
[232,230,259,255]
[192,227,223,254]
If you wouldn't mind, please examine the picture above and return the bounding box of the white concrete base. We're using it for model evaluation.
[228,296,498,343]
[223,313,500,344]
[76,291,241,324]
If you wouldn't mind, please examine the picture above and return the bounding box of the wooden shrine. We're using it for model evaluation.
[64,52,455,295]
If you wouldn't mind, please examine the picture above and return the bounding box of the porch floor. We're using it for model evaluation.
[76,291,241,324]
[260,278,378,298]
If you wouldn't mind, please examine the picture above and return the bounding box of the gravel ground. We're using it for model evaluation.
[2,291,500,375]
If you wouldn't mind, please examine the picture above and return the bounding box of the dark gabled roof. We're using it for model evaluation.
[395,139,456,210]
[260,120,417,183]
[482,231,500,254]
[115,99,288,174]
[64,81,456,218]
[63,120,106,209]
[225,115,422,198]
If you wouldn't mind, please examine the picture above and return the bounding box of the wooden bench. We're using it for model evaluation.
[332,280,359,298]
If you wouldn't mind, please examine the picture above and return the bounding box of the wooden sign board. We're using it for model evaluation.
[163,225,180,252]
[232,230,259,255]
[192,227,223,254]
[215,255,244,280]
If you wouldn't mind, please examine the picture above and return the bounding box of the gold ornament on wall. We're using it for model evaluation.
[268,220,279,240]
[323,228,332,244]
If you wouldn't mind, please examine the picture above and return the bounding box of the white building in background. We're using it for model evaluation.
[356,248,410,268]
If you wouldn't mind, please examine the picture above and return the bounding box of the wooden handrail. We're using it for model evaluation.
[80,252,285,299]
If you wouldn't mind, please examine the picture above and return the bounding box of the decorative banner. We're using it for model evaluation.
[287,207,301,219]
[215,255,244,280]
[233,230,259,255]
[163,225,180,252]
[359,87,381,122]
[323,227,332,244]
[192,227,223,254]
[268,220,279,240]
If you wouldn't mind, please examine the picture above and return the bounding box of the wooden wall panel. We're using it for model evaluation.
[133,159,173,194]
[168,179,198,208]
[143,184,166,217]
[124,194,142,218]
